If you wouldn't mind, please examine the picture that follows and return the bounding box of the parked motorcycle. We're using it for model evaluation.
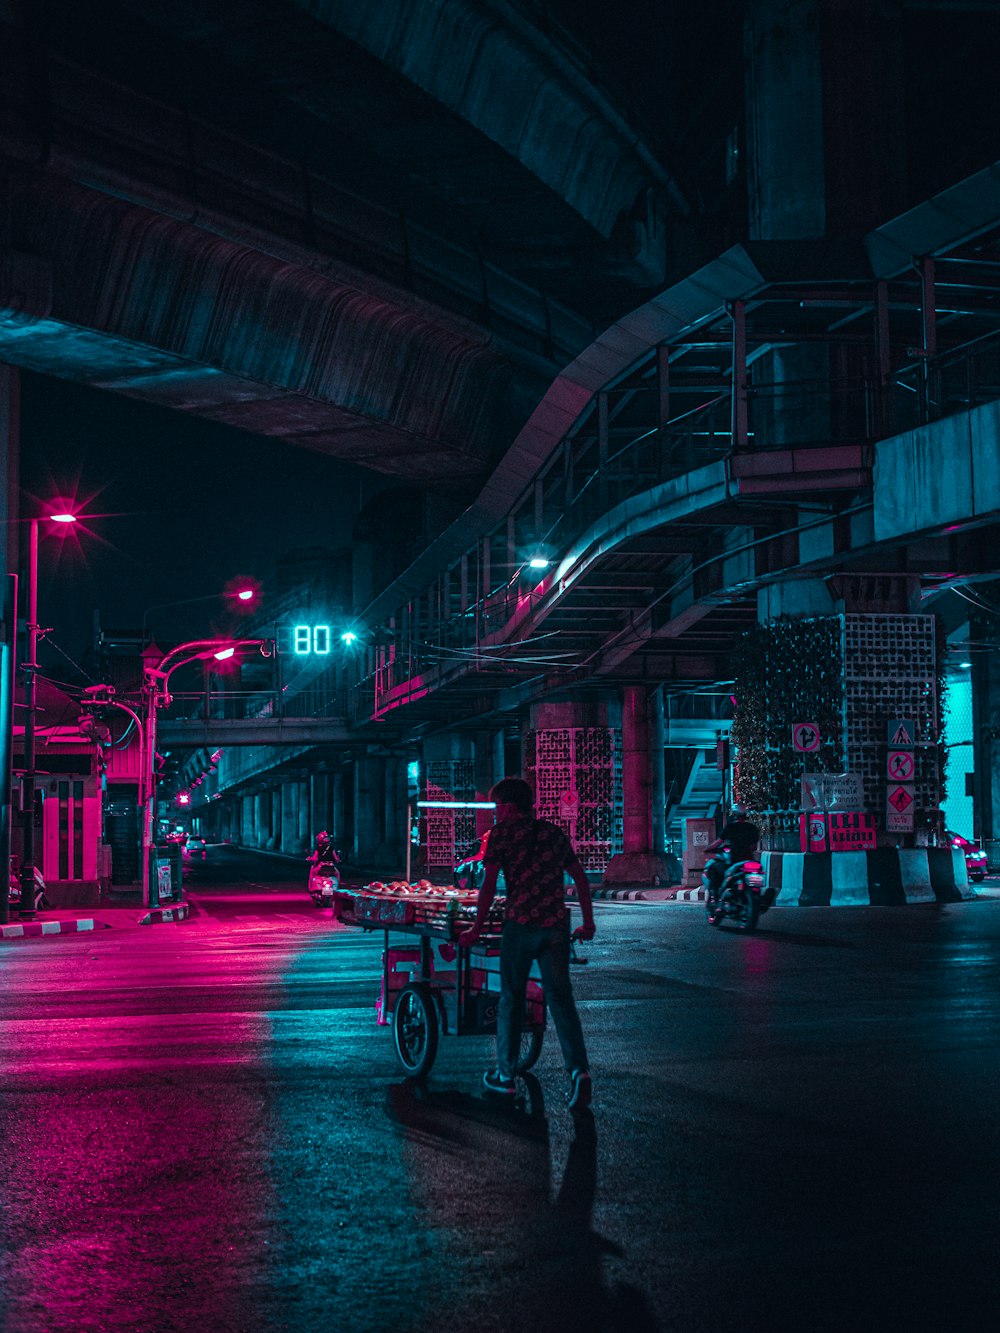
[8,860,50,912]
[704,847,772,932]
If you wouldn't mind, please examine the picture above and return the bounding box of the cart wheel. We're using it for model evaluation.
[515,1026,544,1073]
[393,984,439,1078]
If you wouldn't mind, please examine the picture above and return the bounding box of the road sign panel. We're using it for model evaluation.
[886,750,915,781]
[792,722,820,753]
[887,718,915,747]
[887,784,914,813]
[886,783,915,832]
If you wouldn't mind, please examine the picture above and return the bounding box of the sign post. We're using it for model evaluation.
[886,719,915,834]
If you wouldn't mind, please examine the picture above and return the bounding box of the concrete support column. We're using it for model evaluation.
[295,778,310,853]
[311,773,331,844]
[332,772,345,850]
[280,781,297,854]
[604,686,670,886]
[268,787,280,850]
[649,686,667,858]
[354,754,382,867]
[473,730,502,800]
[382,757,406,870]
[622,685,651,854]
[254,791,269,850]
[241,794,254,845]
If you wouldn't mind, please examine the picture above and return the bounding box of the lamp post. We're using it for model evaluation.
[141,587,255,647]
[18,510,77,919]
[141,637,268,906]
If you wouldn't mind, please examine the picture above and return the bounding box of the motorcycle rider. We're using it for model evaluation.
[703,820,760,917]
[309,831,339,867]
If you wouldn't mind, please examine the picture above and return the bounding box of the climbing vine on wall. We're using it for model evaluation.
[730,616,844,816]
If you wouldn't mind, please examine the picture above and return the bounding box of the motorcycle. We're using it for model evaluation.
[704,848,772,933]
[8,861,50,912]
[308,858,341,906]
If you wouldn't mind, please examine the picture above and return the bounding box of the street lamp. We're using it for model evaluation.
[141,586,256,646]
[17,509,78,918]
[140,638,269,906]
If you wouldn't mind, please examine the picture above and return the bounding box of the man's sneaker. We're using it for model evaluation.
[568,1068,592,1110]
[483,1069,516,1096]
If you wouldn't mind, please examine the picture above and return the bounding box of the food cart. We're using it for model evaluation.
[333,880,546,1077]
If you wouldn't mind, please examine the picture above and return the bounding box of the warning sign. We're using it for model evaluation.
[887,718,915,747]
[887,783,915,832]
[886,750,915,782]
[792,722,821,753]
[888,785,914,813]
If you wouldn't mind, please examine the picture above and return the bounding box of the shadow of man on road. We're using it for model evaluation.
[387,1077,659,1331]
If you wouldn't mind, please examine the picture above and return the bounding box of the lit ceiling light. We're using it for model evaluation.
[528,556,550,570]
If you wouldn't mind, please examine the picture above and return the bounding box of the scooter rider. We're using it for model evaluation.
[309,831,339,866]
[703,820,760,915]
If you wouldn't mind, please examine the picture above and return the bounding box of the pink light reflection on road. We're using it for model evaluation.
[0,938,300,1331]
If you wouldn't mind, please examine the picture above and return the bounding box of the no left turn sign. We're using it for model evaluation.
[887,750,915,781]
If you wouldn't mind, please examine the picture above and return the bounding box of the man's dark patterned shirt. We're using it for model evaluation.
[485,814,575,926]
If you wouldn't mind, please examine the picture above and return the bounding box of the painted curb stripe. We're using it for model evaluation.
[1,918,96,939]
[138,904,190,925]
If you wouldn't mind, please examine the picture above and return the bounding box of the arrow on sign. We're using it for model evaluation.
[792,723,820,753]
[887,750,915,781]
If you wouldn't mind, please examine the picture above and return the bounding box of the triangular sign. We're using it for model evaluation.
[890,723,913,746]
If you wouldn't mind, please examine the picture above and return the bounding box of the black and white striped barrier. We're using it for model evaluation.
[762,848,972,906]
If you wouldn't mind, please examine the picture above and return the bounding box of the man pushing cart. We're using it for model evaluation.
[333,777,596,1112]
[458,777,595,1111]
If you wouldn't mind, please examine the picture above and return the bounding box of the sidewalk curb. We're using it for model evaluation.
[1,918,97,940]
[669,887,708,902]
[591,888,653,901]
[138,903,191,925]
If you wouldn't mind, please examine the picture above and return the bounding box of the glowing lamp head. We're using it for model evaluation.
[177,793,190,806]
[213,646,236,661]
[49,511,78,524]
[237,589,254,601]
[528,556,550,570]
[341,631,358,646]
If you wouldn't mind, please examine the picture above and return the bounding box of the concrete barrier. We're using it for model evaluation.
[762,848,971,906]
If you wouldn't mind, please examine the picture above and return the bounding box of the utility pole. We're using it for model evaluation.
[0,574,17,926]
[18,519,38,918]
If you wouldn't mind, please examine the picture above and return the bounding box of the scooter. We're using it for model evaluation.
[308,856,342,906]
[8,862,50,912]
[704,850,772,933]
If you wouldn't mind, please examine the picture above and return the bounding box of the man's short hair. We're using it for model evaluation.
[489,777,534,814]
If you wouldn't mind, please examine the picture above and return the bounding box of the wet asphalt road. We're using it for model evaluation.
[2,847,1000,1331]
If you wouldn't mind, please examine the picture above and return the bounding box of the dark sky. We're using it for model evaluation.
[19,371,365,674]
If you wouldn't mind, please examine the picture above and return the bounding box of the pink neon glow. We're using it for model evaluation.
[178,793,190,805]
[214,647,235,661]
[237,589,254,601]
[48,512,78,524]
